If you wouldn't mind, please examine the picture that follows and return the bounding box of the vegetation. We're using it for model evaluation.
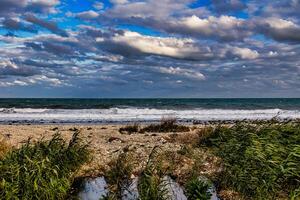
[138,147,169,200]
[200,122,300,199]
[104,152,134,199]
[185,177,212,200]
[0,131,90,200]
[119,123,139,134]
[140,118,190,133]
[0,136,11,159]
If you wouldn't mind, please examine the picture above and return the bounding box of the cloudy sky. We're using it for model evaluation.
[0,0,299,97]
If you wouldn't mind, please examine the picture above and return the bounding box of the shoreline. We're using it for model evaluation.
[0,117,298,125]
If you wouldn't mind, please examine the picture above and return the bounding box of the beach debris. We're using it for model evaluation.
[78,177,108,200]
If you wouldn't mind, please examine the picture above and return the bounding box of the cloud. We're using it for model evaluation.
[160,15,251,41]
[110,0,128,5]
[93,2,104,10]
[211,0,246,13]
[1,17,38,33]
[24,14,68,37]
[158,66,205,80]
[0,60,38,77]
[76,10,99,20]
[96,30,259,60]
[257,17,300,42]
[0,0,60,17]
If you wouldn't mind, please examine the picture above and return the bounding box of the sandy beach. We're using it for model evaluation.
[0,124,217,177]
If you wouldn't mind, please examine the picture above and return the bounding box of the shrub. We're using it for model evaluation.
[119,123,140,134]
[140,118,190,133]
[0,131,90,200]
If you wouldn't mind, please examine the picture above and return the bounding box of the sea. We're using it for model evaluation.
[0,98,300,124]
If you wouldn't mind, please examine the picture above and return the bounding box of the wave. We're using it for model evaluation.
[0,107,300,123]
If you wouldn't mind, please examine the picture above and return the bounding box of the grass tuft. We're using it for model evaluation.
[138,147,169,200]
[104,151,134,199]
[119,123,140,134]
[0,131,90,200]
[0,136,11,160]
[140,118,190,133]
[185,177,212,200]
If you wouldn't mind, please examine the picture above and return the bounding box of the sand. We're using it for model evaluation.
[0,124,209,177]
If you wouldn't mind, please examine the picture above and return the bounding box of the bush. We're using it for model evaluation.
[140,118,190,133]
[119,123,140,134]
[0,132,90,200]
[201,122,300,199]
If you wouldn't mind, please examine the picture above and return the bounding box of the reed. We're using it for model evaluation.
[0,131,90,200]
[200,122,300,199]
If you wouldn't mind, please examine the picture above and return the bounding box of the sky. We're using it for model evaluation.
[0,0,300,98]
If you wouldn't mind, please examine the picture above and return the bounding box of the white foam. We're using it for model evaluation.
[0,107,299,123]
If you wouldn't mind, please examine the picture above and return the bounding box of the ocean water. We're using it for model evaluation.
[0,98,300,124]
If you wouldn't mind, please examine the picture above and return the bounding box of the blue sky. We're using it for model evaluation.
[0,0,300,97]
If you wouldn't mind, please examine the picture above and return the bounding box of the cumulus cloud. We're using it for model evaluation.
[0,0,300,96]
[162,15,251,41]
[96,30,259,60]
[257,17,300,42]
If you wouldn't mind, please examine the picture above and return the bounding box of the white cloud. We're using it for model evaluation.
[93,2,104,10]
[76,10,99,19]
[158,66,205,80]
[230,46,259,59]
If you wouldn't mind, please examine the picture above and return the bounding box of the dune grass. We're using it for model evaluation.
[0,136,11,160]
[119,123,140,134]
[140,118,190,133]
[138,147,169,200]
[0,131,90,200]
[200,122,300,199]
[104,152,134,199]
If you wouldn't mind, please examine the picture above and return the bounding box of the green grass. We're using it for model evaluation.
[184,177,212,200]
[138,147,169,200]
[104,152,134,199]
[200,122,300,199]
[0,131,90,200]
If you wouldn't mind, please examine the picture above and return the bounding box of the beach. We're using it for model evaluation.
[0,123,215,176]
